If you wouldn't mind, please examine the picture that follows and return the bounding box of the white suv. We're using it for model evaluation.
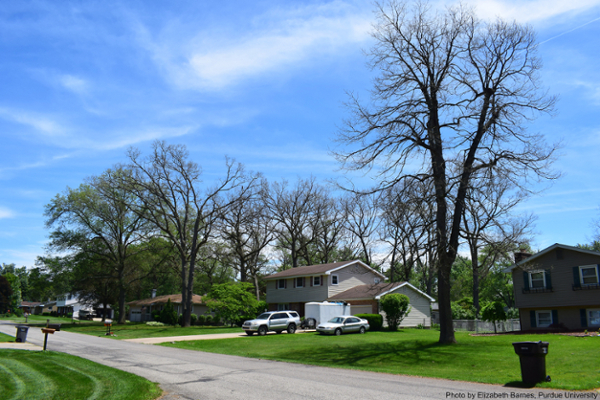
[242,311,300,336]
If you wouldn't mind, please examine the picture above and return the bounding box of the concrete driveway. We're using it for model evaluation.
[0,322,577,400]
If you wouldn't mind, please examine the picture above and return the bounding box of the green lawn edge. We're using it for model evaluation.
[0,349,162,400]
[60,323,241,339]
[160,330,600,391]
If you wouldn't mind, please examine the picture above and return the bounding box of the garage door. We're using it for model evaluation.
[351,305,372,315]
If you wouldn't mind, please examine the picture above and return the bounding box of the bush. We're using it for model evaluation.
[190,314,197,326]
[197,315,206,326]
[145,321,165,326]
[380,293,411,331]
[42,312,50,316]
[204,315,212,326]
[152,311,161,322]
[356,314,383,331]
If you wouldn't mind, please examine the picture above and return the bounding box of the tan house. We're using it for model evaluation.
[504,243,600,331]
[265,260,385,316]
[127,294,210,322]
[265,260,434,326]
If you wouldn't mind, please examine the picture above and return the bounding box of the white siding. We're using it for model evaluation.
[380,286,432,327]
[327,263,381,297]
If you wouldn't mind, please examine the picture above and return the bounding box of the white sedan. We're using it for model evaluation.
[316,316,370,335]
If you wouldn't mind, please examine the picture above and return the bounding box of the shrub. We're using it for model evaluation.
[145,321,165,326]
[190,313,197,326]
[204,315,212,326]
[356,314,383,331]
[481,301,507,334]
[197,315,206,326]
[380,293,411,331]
[42,312,50,316]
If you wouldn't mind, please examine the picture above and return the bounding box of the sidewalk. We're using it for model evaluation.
[0,341,43,350]
[124,329,316,344]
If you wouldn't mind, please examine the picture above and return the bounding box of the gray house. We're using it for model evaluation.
[265,260,434,326]
[504,243,600,331]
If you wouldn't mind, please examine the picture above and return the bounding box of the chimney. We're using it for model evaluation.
[514,251,532,263]
[151,289,157,299]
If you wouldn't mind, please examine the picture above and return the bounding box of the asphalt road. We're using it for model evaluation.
[0,322,574,400]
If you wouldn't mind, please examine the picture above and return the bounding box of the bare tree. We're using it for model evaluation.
[219,179,274,299]
[341,192,382,267]
[126,141,248,327]
[461,176,536,315]
[266,177,327,268]
[334,1,557,343]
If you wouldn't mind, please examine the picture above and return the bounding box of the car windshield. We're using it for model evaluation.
[256,313,271,320]
[328,317,345,324]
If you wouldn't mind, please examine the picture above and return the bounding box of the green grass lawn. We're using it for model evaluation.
[161,329,600,390]
[0,333,14,343]
[0,349,161,400]
[0,314,95,326]
[62,323,241,339]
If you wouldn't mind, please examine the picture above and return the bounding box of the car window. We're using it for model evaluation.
[288,312,299,318]
[256,313,271,320]
[273,313,287,319]
[328,317,344,324]
[347,318,359,323]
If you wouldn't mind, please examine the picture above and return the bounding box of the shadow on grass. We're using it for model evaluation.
[503,381,536,389]
[276,335,457,368]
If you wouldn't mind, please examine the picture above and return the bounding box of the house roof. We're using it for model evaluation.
[19,301,42,307]
[328,282,436,302]
[265,260,386,280]
[127,294,205,307]
[503,243,600,273]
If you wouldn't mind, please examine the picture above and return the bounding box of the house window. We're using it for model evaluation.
[277,303,289,311]
[580,265,599,285]
[588,309,600,326]
[277,279,286,289]
[536,311,552,328]
[313,276,321,286]
[331,274,339,285]
[295,277,304,288]
[529,271,545,289]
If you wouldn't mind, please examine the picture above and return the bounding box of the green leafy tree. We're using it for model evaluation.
[44,167,160,324]
[380,293,411,331]
[2,273,22,313]
[205,282,259,326]
[480,300,507,334]
[0,275,13,314]
[160,298,178,326]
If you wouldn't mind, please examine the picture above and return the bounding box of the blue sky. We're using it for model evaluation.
[1,0,600,268]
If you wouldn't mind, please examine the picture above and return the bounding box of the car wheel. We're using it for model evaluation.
[334,328,342,336]
[258,326,268,336]
[246,331,254,336]
[275,330,283,334]
[287,324,296,334]
[359,326,366,334]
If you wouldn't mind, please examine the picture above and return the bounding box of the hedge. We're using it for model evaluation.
[356,313,383,331]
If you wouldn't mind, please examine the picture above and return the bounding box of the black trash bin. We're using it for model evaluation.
[512,341,550,384]
[15,326,29,343]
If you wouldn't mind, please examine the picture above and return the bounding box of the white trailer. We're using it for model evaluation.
[305,302,351,325]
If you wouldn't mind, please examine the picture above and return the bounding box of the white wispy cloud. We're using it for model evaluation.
[0,107,64,136]
[59,74,90,95]
[140,2,372,91]
[458,0,600,23]
[0,206,15,219]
